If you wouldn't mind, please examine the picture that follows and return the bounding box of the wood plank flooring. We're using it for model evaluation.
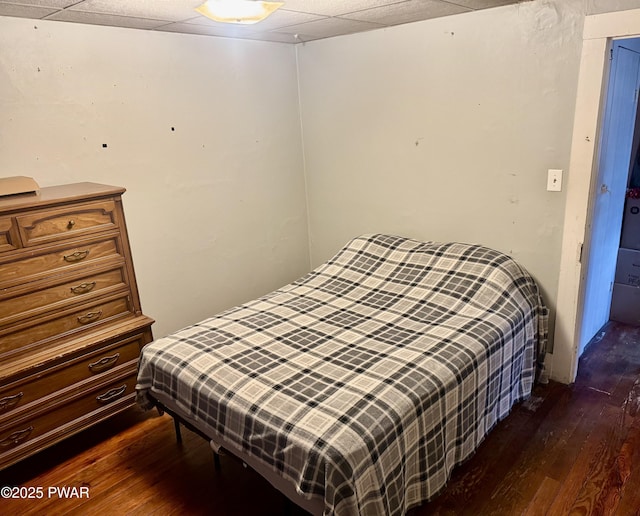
[1,321,640,515]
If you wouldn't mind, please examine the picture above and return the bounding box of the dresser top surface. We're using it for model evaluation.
[0,183,125,214]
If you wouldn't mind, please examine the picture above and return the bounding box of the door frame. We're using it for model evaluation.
[553,8,640,383]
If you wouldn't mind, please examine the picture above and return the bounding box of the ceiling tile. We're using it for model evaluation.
[0,0,77,7]
[47,10,168,30]
[271,0,407,17]
[157,20,256,37]
[275,16,384,39]
[68,0,200,22]
[441,0,522,9]
[157,20,299,43]
[341,0,470,26]
[0,3,57,17]
[185,8,326,31]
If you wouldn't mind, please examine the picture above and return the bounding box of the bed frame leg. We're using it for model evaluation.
[168,412,221,472]
[173,417,182,444]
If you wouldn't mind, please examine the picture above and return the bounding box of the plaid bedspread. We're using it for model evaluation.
[136,234,548,515]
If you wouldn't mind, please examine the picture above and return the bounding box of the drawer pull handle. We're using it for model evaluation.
[0,426,34,447]
[96,385,127,404]
[0,392,24,413]
[88,353,120,373]
[63,250,90,263]
[67,220,76,229]
[71,281,97,295]
[77,310,102,324]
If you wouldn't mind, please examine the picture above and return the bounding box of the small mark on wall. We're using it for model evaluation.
[171,127,175,132]
[102,143,108,148]
[415,137,424,147]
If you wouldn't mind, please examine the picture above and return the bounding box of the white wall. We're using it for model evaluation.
[0,16,310,338]
[587,0,640,14]
[296,1,589,358]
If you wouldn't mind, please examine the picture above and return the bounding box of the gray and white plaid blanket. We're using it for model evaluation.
[136,234,548,515]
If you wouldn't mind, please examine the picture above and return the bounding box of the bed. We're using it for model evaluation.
[136,234,548,515]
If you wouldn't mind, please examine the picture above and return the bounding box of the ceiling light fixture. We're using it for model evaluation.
[195,0,284,25]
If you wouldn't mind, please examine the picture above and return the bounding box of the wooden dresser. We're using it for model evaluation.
[0,182,154,469]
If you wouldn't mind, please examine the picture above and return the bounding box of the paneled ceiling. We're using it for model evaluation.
[0,0,527,43]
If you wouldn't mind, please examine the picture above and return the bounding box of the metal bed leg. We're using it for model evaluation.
[173,417,182,444]
[165,408,222,473]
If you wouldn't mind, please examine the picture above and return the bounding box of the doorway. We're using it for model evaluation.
[579,40,640,356]
[554,9,640,384]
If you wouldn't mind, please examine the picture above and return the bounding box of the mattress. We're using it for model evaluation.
[136,234,548,515]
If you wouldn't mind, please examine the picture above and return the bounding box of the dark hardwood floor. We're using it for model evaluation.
[1,321,640,515]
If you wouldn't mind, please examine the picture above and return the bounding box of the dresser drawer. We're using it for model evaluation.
[0,216,19,253]
[0,233,122,290]
[0,266,128,325]
[0,334,143,418]
[0,370,137,460]
[15,199,118,247]
[0,292,134,357]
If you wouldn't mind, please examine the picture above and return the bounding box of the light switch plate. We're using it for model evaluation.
[547,169,562,192]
